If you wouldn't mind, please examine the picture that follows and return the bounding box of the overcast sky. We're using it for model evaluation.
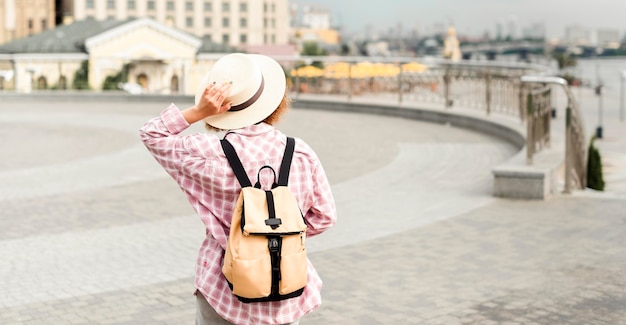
[295,0,626,39]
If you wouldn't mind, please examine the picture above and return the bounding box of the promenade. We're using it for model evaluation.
[0,91,624,325]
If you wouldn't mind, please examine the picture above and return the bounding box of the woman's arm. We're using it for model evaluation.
[138,82,231,178]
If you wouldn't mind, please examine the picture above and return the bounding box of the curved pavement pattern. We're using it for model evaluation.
[0,98,624,325]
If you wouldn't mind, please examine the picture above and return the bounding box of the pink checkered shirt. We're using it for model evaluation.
[139,104,337,325]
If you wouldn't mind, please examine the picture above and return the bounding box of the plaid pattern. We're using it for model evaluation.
[139,104,337,325]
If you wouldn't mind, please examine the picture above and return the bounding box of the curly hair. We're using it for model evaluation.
[204,94,291,132]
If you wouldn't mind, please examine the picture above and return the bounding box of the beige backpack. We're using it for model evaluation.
[220,137,308,303]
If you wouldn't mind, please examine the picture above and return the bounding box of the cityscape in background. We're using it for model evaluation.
[1,0,626,94]
[2,0,626,55]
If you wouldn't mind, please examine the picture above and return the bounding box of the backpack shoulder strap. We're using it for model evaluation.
[277,137,295,186]
[220,139,252,188]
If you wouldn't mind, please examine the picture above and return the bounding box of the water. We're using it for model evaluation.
[575,57,626,92]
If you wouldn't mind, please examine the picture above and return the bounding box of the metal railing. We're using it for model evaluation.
[521,76,587,193]
[290,58,542,121]
[525,84,552,165]
[291,58,587,193]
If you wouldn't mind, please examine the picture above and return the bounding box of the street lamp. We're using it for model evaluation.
[619,70,626,122]
[595,84,604,139]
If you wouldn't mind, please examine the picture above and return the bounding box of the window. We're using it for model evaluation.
[127,0,136,9]
[37,76,48,90]
[166,1,174,10]
[204,17,212,27]
[147,0,155,10]
[239,18,246,28]
[186,17,193,27]
[204,1,212,11]
[28,19,33,29]
[239,2,247,12]
[186,1,193,11]
[263,3,267,12]
[263,34,267,44]
[58,76,67,90]
[222,18,229,27]
[222,2,230,12]
[86,0,94,9]
[106,0,115,9]
[271,34,275,44]
[222,34,229,44]
[240,34,247,44]
[41,19,47,30]
[263,18,267,28]
[205,34,212,41]
[271,18,275,28]
[271,3,275,12]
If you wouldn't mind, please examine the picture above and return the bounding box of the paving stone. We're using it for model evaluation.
[0,96,625,324]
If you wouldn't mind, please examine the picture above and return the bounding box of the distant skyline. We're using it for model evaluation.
[294,0,626,39]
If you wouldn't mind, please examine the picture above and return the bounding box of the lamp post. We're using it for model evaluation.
[595,84,604,139]
[621,70,626,122]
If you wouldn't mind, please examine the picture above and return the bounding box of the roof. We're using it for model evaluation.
[197,36,240,54]
[0,18,131,54]
[0,17,238,55]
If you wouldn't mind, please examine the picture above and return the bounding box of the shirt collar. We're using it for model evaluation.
[230,122,274,137]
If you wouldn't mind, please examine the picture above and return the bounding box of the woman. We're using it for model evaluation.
[139,53,337,325]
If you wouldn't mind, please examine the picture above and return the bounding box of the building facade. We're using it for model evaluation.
[0,17,241,93]
[63,0,290,47]
[0,0,55,44]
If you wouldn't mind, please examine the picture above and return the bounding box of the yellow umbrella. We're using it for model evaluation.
[291,65,324,78]
[323,62,351,79]
[401,62,428,73]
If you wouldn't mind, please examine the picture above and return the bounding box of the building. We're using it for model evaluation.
[0,17,242,93]
[522,22,545,40]
[596,28,621,48]
[59,0,290,48]
[0,0,55,44]
[290,3,339,51]
[564,24,591,45]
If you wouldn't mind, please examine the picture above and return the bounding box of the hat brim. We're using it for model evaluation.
[197,54,286,130]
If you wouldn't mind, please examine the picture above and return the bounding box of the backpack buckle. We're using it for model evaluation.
[268,237,280,253]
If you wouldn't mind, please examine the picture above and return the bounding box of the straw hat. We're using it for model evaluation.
[195,53,286,130]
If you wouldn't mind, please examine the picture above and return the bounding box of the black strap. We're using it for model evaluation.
[278,137,295,186]
[220,139,252,188]
[267,236,282,296]
[264,191,282,229]
[221,136,295,188]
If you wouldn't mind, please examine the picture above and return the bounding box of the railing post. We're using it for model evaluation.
[295,73,300,98]
[518,82,525,123]
[526,92,534,165]
[398,62,403,105]
[486,72,492,115]
[347,62,352,101]
[444,67,451,108]
[564,106,572,194]
[619,71,626,122]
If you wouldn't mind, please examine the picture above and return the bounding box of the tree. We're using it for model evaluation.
[553,53,577,70]
[300,42,327,69]
[72,61,91,90]
[102,63,132,90]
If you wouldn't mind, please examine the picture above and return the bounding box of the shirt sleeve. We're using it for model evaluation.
[304,160,337,238]
[138,103,191,180]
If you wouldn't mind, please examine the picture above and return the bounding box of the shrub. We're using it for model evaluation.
[586,137,605,191]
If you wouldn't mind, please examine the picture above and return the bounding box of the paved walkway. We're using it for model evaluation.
[0,94,624,325]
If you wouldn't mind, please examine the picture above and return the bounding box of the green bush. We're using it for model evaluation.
[102,63,131,90]
[72,61,91,90]
[587,137,605,191]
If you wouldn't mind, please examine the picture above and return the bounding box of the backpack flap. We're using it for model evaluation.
[240,186,306,236]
